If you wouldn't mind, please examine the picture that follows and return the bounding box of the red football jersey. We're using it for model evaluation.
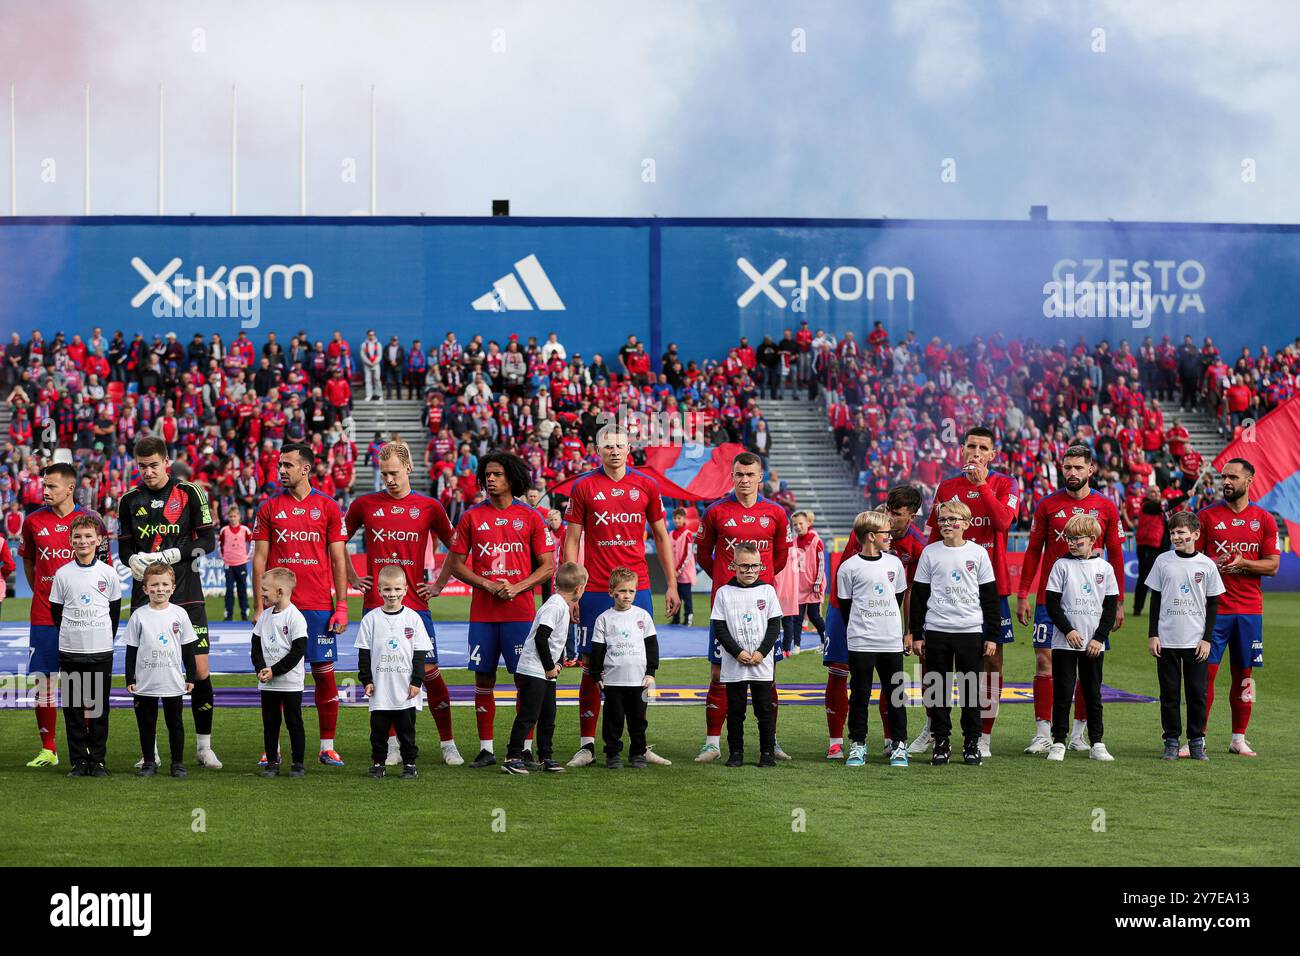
[252,489,347,611]
[1019,489,1126,602]
[694,493,790,599]
[450,500,554,622]
[563,467,665,590]
[19,505,110,626]
[887,524,928,586]
[345,491,454,611]
[927,471,1019,595]
[1196,501,1279,615]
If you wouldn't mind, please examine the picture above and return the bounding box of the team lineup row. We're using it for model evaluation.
[16,425,1278,776]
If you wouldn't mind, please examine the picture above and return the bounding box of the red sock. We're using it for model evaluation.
[474,685,496,744]
[825,669,849,739]
[706,680,728,736]
[1033,675,1052,723]
[1073,681,1087,721]
[311,663,338,740]
[422,668,454,742]
[1229,666,1253,734]
[388,724,397,738]
[579,670,602,739]
[1206,663,1220,722]
[981,671,1001,735]
[877,691,891,740]
[36,691,57,752]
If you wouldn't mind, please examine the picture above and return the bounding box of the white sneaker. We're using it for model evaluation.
[1024,734,1052,755]
[1046,742,1066,761]
[643,746,672,766]
[441,742,464,766]
[196,748,223,769]
[1067,731,1090,752]
[1228,737,1258,757]
[1089,742,1115,762]
[567,745,596,768]
[978,733,992,758]
[135,748,161,769]
[907,728,933,755]
[773,740,793,761]
[788,644,800,657]
[1178,743,1191,759]
[385,736,401,766]
[694,741,721,763]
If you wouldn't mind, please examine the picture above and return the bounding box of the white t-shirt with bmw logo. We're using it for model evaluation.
[590,605,657,686]
[913,541,994,634]
[124,603,198,697]
[49,559,122,655]
[711,582,782,683]
[836,552,907,652]
[253,605,309,692]
[1045,555,1119,652]
[1145,551,1225,649]
[355,607,433,711]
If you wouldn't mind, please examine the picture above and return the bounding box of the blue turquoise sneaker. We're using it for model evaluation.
[845,742,867,767]
[890,743,909,767]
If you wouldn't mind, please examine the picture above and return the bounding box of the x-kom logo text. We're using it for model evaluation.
[737,258,915,309]
[130,257,313,309]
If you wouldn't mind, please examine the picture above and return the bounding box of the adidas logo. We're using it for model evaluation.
[593,491,606,501]
[725,518,737,527]
[478,522,490,531]
[374,508,385,517]
[38,527,49,536]
[1215,521,1226,530]
[471,253,566,312]
[276,511,288,519]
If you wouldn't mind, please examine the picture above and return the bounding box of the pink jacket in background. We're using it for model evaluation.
[796,530,826,604]
[774,544,801,616]
[670,527,696,585]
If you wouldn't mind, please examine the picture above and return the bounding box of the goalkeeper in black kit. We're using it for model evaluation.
[117,435,221,769]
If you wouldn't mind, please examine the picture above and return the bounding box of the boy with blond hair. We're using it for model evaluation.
[1044,514,1120,762]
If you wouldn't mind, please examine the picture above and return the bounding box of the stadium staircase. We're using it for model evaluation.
[760,397,862,539]
[348,398,432,493]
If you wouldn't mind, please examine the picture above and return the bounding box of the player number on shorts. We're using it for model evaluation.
[469,644,482,666]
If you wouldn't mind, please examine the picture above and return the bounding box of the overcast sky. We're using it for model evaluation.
[2,0,1297,222]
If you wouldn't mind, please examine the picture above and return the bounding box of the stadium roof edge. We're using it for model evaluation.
[1,215,1298,233]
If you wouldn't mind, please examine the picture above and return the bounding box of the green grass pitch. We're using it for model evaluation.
[1,594,1297,866]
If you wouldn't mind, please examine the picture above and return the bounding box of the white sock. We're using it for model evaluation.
[1072,719,1087,736]
[706,735,720,748]
[830,737,843,747]
[441,739,457,751]
[979,732,990,743]
[580,736,595,748]
[320,738,334,751]
[1036,719,1050,737]
[480,739,493,754]
[196,734,212,751]
[1231,732,1245,745]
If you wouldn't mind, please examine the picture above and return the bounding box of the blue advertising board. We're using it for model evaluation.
[1,215,1297,369]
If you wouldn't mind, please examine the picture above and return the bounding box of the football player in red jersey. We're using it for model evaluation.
[447,451,555,769]
[561,425,679,767]
[19,463,109,769]
[252,443,351,766]
[915,426,1018,758]
[1196,458,1279,756]
[1016,445,1126,755]
[693,452,790,762]
[345,441,463,766]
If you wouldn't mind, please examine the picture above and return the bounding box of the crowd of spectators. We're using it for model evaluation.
[817,325,1300,536]
[2,319,1295,558]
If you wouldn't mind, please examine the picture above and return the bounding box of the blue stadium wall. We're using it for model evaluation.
[1,216,1297,362]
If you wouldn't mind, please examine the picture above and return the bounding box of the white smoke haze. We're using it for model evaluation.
[1,0,1296,222]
